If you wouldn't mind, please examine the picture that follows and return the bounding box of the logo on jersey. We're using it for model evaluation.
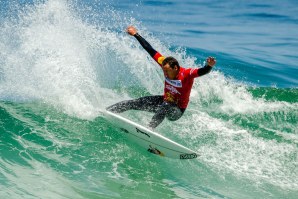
[157,56,165,65]
[165,92,176,103]
[165,78,182,87]
[165,85,180,95]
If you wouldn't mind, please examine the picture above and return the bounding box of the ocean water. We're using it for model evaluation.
[0,0,297,198]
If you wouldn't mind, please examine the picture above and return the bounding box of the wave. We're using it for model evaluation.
[0,0,297,198]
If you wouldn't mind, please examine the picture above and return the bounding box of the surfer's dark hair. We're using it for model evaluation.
[162,56,180,69]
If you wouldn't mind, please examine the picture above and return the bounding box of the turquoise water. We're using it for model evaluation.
[0,0,297,198]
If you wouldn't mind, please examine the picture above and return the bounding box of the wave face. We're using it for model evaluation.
[0,0,297,198]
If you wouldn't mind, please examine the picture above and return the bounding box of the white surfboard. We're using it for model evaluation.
[104,110,198,159]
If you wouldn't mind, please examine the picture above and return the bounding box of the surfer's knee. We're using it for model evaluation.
[106,101,130,113]
[106,104,121,113]
[166,107,184,121]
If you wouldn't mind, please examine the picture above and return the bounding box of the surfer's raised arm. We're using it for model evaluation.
[197,56,216,77]
[126,26,164,66]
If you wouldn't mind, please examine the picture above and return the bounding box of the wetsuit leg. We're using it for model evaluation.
[106,95,164,113]
[148,102,185,129]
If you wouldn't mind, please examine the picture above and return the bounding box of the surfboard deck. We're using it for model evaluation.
[104,110,198,159]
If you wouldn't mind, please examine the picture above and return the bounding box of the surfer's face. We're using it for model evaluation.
[162,63,179,80]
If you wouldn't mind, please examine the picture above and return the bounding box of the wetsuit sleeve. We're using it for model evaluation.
[134,33,165,67]
[197,65,212,77]
[134,33,156,57]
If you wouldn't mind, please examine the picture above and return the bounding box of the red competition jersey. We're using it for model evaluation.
[153,52,199,109]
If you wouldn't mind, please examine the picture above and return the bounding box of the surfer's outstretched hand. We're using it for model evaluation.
[126,26,138,36]
[206,56,216,67]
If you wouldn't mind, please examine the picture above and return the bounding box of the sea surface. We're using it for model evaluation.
[0,0,297,198]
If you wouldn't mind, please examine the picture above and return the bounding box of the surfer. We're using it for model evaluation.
[107,26,216,128]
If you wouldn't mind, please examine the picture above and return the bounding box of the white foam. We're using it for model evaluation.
[0,0,122,119]
[176,110,298,190]
[191,71,297,115]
